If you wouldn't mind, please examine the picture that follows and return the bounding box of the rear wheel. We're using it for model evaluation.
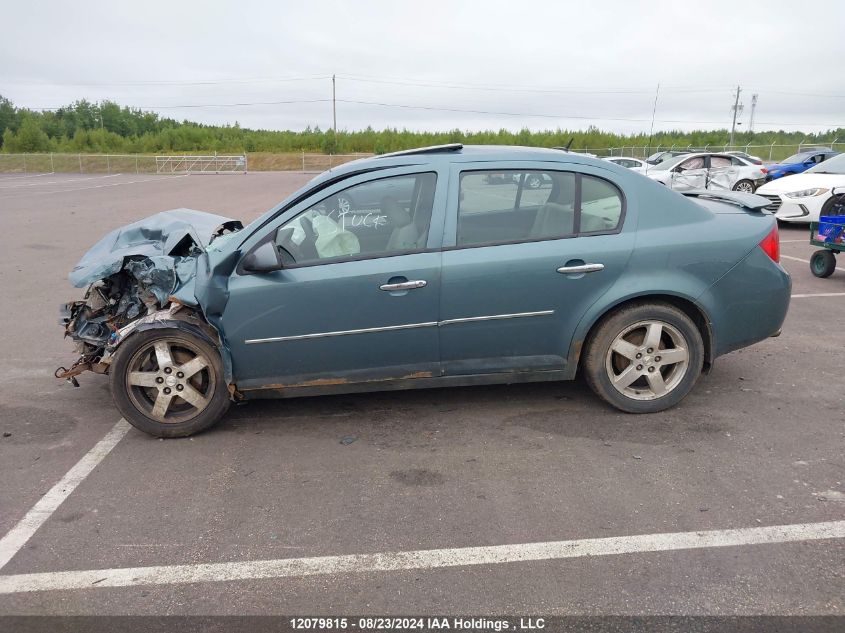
[732,179,755,193]
[526,174,544,189]
[110,328,230,437]
[810,249,836,278]
[583,303,704,413]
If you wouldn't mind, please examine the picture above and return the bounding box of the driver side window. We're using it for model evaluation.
[274,173,437,266]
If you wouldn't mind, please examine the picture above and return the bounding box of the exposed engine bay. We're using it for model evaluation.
[57,209,242,385]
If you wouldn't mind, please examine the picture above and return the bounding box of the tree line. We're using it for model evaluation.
[1,94,841,156]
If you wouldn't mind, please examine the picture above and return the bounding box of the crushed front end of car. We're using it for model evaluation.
[57,209,242,386]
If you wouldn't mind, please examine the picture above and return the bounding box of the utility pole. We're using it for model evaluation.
[748,94,758,133]
[644,83,660,163]
[729,85,742,148]
[332,74,337,135]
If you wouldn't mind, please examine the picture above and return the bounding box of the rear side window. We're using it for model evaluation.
[456,170,622,247]
[580,175,624,233]
[710,156,732,168]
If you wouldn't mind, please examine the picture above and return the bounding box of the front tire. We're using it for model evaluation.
[110,328,230,437]
[810,250,836,278]
[582,303,704,413]
[732,179,755,193]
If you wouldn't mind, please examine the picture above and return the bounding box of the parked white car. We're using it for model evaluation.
[755,153,845,223]
[603,157,648,172]
[646,152,768,193]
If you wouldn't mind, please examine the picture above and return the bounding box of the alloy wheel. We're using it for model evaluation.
[605,320,690,401]
[125,338,215,423]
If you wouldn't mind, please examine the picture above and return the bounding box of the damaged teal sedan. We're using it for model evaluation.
[59,145,791,437]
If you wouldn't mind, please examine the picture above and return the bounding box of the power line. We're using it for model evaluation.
[336,98,845,128]
[746,89,845,98]
[3,75,332,87]
[25,96,845,129]
[35,98,332,111]
[335,72,740,94]
[6,73,845,99]
[336,74,730,95]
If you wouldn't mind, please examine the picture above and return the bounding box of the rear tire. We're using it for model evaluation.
[582,303,704,413]
[810,250,836,278]
[732,179,755,193]
[110,328,230,438]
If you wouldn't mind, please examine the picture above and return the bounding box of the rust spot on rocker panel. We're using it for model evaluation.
[246,371,434,392]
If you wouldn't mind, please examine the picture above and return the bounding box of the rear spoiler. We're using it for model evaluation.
[681,190,770,211]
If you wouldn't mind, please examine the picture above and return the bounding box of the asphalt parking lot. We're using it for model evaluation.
[0,171,843,615]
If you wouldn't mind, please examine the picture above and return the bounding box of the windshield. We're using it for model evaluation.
[781,152,813,164]
[648,154,689,171]
[806,153,845,175]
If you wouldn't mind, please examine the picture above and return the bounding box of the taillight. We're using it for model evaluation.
[759,223,780,263]
[760,167,768,174]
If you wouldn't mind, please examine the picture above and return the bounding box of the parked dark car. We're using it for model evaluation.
[60,144,791,437]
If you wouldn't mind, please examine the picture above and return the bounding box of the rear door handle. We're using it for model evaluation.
[379,280,427,291]
[557,263,605,274]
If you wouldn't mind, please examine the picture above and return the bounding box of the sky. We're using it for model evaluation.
[1,0,844,136]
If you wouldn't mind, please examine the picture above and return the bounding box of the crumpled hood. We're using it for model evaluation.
[69,208,243,291]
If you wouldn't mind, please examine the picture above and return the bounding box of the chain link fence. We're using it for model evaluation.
[0,152,373,174]
[0,153,250,174]
[0,145,841,174]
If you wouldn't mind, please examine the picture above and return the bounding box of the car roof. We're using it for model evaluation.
[309,144,623,184]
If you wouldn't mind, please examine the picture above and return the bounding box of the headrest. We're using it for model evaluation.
[381,196,411,226]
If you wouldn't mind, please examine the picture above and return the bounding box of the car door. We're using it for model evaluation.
[706,154,739,190]
[669,156,707,190]
[222,168,446,391]
[438,163,634,376]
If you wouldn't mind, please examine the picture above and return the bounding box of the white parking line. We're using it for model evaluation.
[0,174,123,190]
[0,175,188,199]
[0,172,54,181]
[0,420,131,572]
[791,293,845,298]
[0,519,842,594]
[781,254,845,272]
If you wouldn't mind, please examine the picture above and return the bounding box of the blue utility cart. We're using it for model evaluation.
[809,215,845,278]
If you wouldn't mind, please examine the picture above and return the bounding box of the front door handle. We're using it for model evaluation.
[557,263,604,274]
[379,280,427,291]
